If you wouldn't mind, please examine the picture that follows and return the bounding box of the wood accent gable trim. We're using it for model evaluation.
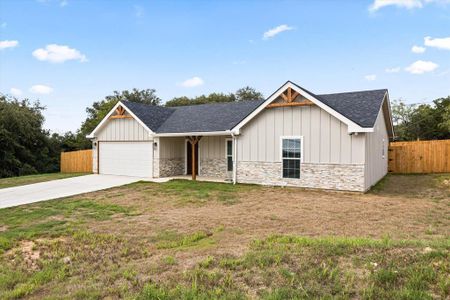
[266,86,312,109]
[266,100,314,108]
[110,115,133,119]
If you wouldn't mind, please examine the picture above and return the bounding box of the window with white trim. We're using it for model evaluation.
[282,138,301,179]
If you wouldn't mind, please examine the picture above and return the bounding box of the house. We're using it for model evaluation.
[87,81,394,192]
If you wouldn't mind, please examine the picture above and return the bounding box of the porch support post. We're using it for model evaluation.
[187,136,202,180]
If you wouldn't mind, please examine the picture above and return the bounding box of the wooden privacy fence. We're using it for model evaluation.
[60,149,93,173]
[388,140,450,173]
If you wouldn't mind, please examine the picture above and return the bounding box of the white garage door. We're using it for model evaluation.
[99,142,153,178]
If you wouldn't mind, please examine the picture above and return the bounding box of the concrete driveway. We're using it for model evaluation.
[0,174,144,209]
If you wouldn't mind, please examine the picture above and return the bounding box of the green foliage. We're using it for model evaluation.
[392,96,450,141]
[0,95,61,177]
[165,86,263,107]
[235,86,263,101]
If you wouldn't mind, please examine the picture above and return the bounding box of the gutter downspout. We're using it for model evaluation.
[231,132,237,185]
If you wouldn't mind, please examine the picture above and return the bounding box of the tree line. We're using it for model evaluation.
[1,88,449,178]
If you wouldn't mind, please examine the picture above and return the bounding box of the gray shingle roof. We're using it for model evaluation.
[156,100,265,133]
[317,89,387,128]
[289,82,387,128]
[121,101,175,131]
[121,84,388,134]
[122,99,265,133]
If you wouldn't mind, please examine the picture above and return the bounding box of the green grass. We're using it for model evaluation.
[0,197,132,253]
[154,230,215,250]
[136,235,450,300]
[0,173,89,189]
[158,179,257,205]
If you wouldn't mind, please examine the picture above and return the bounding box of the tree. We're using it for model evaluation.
[165,86,263,107]
[235,86,263,101]
[0,95,60,177]
[77,89,161,148]
[391,97,450,141]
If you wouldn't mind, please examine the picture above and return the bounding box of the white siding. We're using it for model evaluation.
[237,106,366,164]
[97,115,152,141]
[199,136,227,160]
[159,137,184,159]
[365,108,389,190]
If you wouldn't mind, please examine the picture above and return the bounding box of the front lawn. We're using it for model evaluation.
[0,173,89,189]
[0,174,448,299]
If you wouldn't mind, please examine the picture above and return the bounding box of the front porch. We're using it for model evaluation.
[153,135,234,182]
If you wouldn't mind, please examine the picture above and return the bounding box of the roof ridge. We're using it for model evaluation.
[318,88,388,96]
[168,99,265,109]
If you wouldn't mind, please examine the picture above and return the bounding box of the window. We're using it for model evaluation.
[226,140,233,171]
[282,137,301,179]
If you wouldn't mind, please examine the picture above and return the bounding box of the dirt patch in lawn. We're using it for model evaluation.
[90,176,449,256]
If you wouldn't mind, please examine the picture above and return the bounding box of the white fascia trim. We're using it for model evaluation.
[383,91,395,138]
[232,81,371,135]
[154,130,232,137]
[86,101,154,138]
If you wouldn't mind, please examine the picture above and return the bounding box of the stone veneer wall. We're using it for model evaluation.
[237,161,365,192]
[157,158,184,177]
[200,158,229,179]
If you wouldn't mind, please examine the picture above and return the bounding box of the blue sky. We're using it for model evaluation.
[1,0,449,133]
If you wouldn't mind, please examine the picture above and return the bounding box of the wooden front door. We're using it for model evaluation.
[186,140,199,175]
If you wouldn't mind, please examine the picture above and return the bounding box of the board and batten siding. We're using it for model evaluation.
[159,137,184,159]
[96,115,152,141]
[364,108,388,190]
[237,106,366,164]
[199,136,227,160]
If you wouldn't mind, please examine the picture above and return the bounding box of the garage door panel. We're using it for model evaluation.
[99,142,153,178]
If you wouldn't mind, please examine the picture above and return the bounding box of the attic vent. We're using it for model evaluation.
[266,87,314,108]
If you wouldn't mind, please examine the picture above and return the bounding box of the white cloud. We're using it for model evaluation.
[405,60,438,74]
[30,84,53,94]
[180,76,204,88]
[365,74,377,81]
[0,40,18,50]
[424,36,450,50]
[10,88,22,97]
[369,0,422,11]
[369,0,450,11]
[385,67,401,73]
[263,24,294,39]
[32,44,87,63]
[411,45,426,53]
